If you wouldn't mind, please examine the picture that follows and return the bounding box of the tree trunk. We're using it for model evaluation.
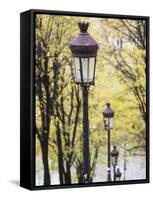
[56,122,65,184]
[76,163,83,183]
[65,161,71,184]
[40,134,50,185]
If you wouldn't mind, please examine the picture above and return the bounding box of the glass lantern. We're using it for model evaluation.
[102,103,114,129]
[70,22,99,85]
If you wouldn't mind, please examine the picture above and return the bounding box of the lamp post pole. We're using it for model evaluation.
[102,103,114,182]
[107,123,111,181]
[113,165,116,181]
[82,85,90,182]
[70,22,99,183]
[123,135,128,180]
[123,143,127,180]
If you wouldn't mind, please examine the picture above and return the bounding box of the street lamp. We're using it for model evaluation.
[102,103,114,181]
[123,135,128,180]
[111,145,119,181]
[115,168,122,181]
[70,22,99,183]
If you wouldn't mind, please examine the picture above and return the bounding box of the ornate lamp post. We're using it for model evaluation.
[115,168,122,181]
[102,103,114,181]
[111,145,119,181]
[70,22,99,183]
[123,135,128,180]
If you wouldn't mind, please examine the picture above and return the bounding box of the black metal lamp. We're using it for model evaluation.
[111,145,119,181]
[102,103,114,129]
[115,168,122,181]
[102,103,115,182]
[111,145,119,166]
[69,22,99,183]
[70,22,99,85]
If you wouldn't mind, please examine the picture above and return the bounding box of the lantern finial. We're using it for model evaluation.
[78,22,89,33]
[106,102,110,107]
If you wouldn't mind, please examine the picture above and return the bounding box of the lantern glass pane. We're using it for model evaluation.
[103,117,108,129]
[81,58,88,82]
[111,156,117,166]
[88,57,95,81]
[81,57,95,83]
[109,117,114,129]
[73,57,81,83]
[103,117,114,129]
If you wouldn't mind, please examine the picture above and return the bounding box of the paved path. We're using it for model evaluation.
[36,155,146,185]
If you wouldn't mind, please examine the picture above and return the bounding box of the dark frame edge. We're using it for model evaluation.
[145,16,150,183]
[20,10,35,190]
[32,179,149,191]
[21,9,149,20]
